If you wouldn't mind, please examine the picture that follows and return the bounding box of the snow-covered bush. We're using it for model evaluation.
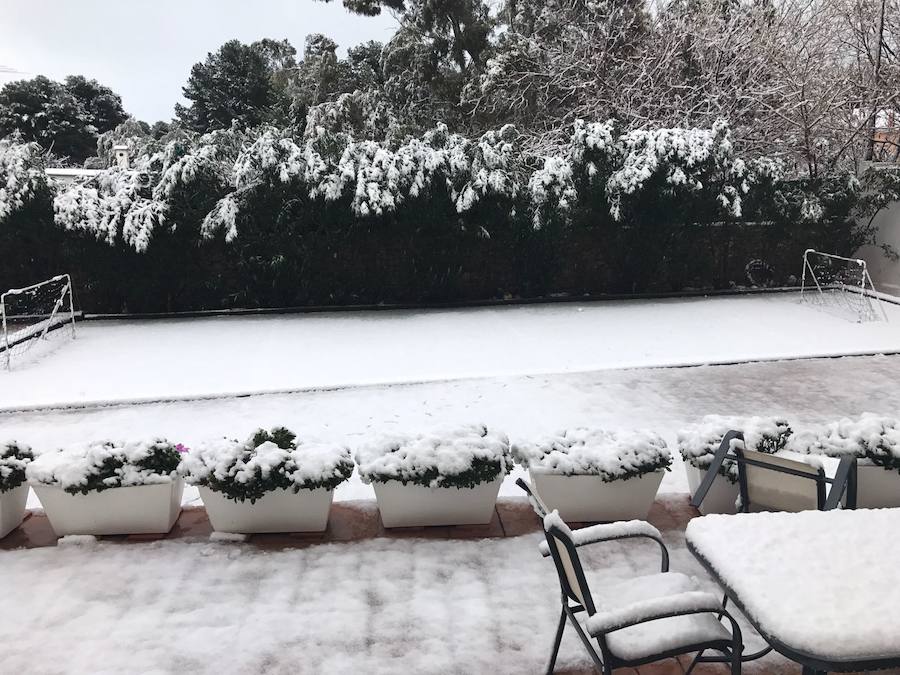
[356,424,511,489]
[676,416,793,483]
[790,413,900,472]
[53,168,166,251]
[27,439,182,495]
[180,426,354,503]
[606,120,748,221]
[0,135,48,224]
[0,441,33,493]
[512,428,671,481]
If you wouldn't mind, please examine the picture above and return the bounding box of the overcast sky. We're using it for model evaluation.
[0,0,397,122]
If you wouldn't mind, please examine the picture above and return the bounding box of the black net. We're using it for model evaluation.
[1,275,75,368]
[800,252,881,323]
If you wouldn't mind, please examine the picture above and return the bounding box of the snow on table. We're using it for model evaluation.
[3,292,900,410]
[686,508,900,663]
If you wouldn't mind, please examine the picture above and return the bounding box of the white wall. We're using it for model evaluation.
[858,200,900,297]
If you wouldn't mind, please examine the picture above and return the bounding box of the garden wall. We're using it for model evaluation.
[857,201,900,296]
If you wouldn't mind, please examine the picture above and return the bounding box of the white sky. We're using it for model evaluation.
[0,0,397,122]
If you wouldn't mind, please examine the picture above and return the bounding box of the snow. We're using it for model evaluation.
[0,440,31,492]
[676,415,792,481]
[586,573,731,661]
[687,508,900,661]
[4,292,900,411]
[181,432,353,495]
[0,136,45,222]
[513,427,671,479]
[26,439,178,491]
[538,519,663,556]
[789,413,900,470]
[586,587,722,633]
[355,424,510,486]
[7,351,900,509]
[0,522,788,674]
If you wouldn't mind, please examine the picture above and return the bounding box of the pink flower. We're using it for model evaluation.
[175,443,189,454]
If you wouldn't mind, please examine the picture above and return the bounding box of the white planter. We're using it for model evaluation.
[199,486,334,533]
[530,470,664,522]
[855,464,900,509]
[34,479,184,536]
[0,485,28,538]
[373,477,502,527]
[685,464,739,515]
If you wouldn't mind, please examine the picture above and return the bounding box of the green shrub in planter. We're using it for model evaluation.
[512,428,671,480]
[790,413,900,472]
[355,424,511,489]
[0,441,33,492]
[677,416,792,483]
[27,439,181,494]
[180,426,354,503]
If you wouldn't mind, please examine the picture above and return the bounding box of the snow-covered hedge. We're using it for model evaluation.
[676,416,792,483]
[355,424,511,489]
[180,427,354,503]
[0,441,33,493]
[26,439,182,495]
[512,428,671,481]
[790,413,900,472]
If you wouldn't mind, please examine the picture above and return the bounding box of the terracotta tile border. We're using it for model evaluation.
[0,494,700,551]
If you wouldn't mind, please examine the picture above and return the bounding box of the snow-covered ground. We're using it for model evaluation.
[3,292,900,410]
[0,517,785,674]
[6,352,899,507]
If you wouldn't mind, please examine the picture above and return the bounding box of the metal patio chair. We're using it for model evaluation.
[517,478,743,674]
[691,430,858,513]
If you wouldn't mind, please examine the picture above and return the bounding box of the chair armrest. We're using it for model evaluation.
[584,591,724,636]
[538,520,663,557]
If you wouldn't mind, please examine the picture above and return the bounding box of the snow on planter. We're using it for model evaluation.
[180,426,353,533]
[789,413,900,508]
[512,428,670,521]
[27,439,184,536]
[676,416,792,514]
[356,423,510,527]
[0,441,32,538]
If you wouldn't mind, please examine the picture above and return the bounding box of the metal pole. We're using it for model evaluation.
[66,274,77,338]
[1,293,9,371]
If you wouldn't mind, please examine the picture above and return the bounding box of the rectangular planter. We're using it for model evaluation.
[856,464,900,509]
[34,479,184,536]
[373,477,502,527]
[530,470,664,522]
[0,485,29,538]
[685,464,739,515]
[199,486,334,533]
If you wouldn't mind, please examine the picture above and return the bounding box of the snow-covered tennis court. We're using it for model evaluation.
[3,291,900,410]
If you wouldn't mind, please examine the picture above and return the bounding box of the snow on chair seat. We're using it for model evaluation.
[584,575,729,662]
[537,509,743,674]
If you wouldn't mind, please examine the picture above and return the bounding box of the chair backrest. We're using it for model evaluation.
[542,511,596,614]
[692,430,856,513]
[738,448,826,512]
[516,476,550,518]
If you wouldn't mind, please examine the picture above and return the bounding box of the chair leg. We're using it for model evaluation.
[684,651,704,675]
[546,604,567,675]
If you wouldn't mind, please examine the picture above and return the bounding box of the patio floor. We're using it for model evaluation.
[5,496,894,674]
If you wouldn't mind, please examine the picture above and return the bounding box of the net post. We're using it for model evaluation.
[1,292,9,371]
[65,274,77,339]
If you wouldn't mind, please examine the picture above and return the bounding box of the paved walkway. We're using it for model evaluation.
[7,496,893,674]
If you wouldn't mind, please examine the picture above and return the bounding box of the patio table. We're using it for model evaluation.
[685,508,900,674]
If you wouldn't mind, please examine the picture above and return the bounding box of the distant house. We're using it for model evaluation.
[873,110,900,162]
[45,145,131,184]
